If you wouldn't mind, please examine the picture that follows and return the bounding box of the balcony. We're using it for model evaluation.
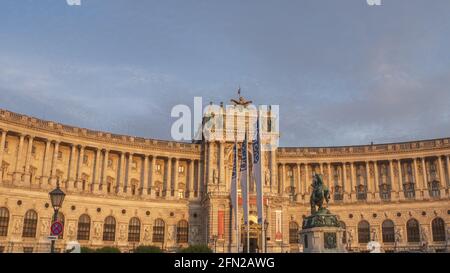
[355,185,367,201]
[379,183,391,201]
[428,181,441,198]
[402,182,415,199]
[333,185,344,202]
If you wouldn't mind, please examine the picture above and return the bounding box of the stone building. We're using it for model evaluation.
[0,102,448,253]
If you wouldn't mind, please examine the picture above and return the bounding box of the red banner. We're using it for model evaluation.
[218,210,224,239]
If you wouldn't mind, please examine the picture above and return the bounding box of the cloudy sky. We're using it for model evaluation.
[0,0,449,147]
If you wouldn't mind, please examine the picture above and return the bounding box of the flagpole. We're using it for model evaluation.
[246,130,250,254]
[259,111,266,254]
[235,143,240,254]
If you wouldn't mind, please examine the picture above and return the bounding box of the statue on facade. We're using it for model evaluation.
[310,174,330,214]
[230,88,252,107]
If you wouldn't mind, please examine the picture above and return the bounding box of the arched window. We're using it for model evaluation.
[56,212,65,239]
[22,210,38,238]
[340,221,347,244]
[0,207,9,236]
[289,221,299,244]
[177,220,189,243]
[431,218,446,242]
[128,217,141,242]
[152,219,165,243]
[77,214,91,241]
[358,221,370,243]
[382,220,395,243]
[406,219,420,243]
[103,216,116,242]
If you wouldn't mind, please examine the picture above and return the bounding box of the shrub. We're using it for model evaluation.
[178,245,213,253]
[95,246,121,253]
[134,245,163,253]
[80,247,96,253]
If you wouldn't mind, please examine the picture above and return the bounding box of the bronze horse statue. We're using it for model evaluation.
[310,174,330,214]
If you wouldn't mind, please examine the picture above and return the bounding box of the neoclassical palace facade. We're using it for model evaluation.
[0,105,449,253]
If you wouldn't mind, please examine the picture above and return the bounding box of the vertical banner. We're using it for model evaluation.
[230,141,239,253]
[240,133,249,226]
[275,210,282,241]
[253,114,265,252]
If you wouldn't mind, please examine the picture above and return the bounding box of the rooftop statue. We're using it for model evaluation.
[230,87,253,107]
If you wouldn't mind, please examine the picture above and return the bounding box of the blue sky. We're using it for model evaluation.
[1,0,449,147]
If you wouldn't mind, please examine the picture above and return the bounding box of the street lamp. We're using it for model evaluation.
[48,181,66,253]
[264,220,269,253]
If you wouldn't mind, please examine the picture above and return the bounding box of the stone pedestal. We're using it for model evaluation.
[300,211,347,253]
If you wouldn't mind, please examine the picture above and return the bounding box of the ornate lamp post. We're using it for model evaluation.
[48,181,66,253]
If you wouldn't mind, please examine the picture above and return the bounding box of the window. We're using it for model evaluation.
[357,221,370,243]
[31,146,36,155]
[0,207,9,236]
[152,219,165,243]
[382,220,395,243]
[340,221,347,244]
[406,219,420,243]
[156,164,161,173]
[178,165,185,174]
[57,212,65,239]
[429,181,440,198]
[289,221,299,244]
[58,151,63,160]
[128,217,141,242]
[132,160,138,170]
[177,220,189,244]
[22,210,38,238]
[431,218,446,242]
[23,247,33,253]
[4,141,8,150]
[108,159,113,168]
[103,216,116,242]
[77,214,91,241]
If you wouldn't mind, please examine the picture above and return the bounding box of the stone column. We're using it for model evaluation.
[343,163,350,201]
[142,155,149,196]
[117,152,125,194]
[270,150,277,193]
[0,130,7,184]
[296,163,302,198]
[13,134,25,184]
[446,155,450,190]
[189,160,195,198]
[149,156,156,198]
[280,163,285,196]
[67,144,77,190]
[350,162,356,199]
[40,140,52,188]
[389,160,398,200]
[413,158,421,198]
[421,158,429,199]
[50,141,59,188]
[76,146,85,191]
[373,161,380,200]
[165,157,172,198]
[100,149,109,193]
[125,153,133,196]
[219,142,225,185]
[93,148,102,193]
[23,135,34,186]
[196,160,201,198]
[207,143,213,186]
[397,160,404,200]
[438,156,447,197]
[304,163,310,195]
[173,158,179,198]
[365,161,372,199]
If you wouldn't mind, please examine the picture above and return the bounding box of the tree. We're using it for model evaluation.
[178,245,213,253]
[134,245,163,253]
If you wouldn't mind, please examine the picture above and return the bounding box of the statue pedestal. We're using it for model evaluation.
[300,211,347,253]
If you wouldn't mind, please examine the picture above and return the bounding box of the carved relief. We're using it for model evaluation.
[40,219,50,236]
[13,217,22,235]
[118,223,127,241]
[67,222,76,240]
[143,225,152,241]
[93,222,102,240]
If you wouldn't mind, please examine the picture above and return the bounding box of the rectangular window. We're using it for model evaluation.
[58,151,63,160]
[156,164,161,173]
[178,166,185,173]
[83,155,88,165]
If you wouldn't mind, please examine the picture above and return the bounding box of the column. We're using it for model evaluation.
[125,153,133,195]
[207,143,213,185]
[100,149,109,193]
[149,156,156,197]
[446,155,450,190]
[373,161,380,200]
[219,142,225,185]
[270,150,277,193]
[23,135,34,186]
[189,160,195,198]
[327,163,332,203]
[76,146,85,191]
[413,158,421,198]
[50,141,59,187]
[117,151,125,194]
[397,160,404,200]
[142,155,149,196]
[365,161,372,200]
[0,130,7,184]
[93,148,102,193]
[196,160,201,198]
[280,164,285,196]
[350,162,356,199]
[67,144,77,190]
[40,140,51,187]
[438,156,447,197]
[173,158,179,198]
[296,163,302,197]
[165,158,172,197]
[389,160,398,200]
[304,163,309,194]
[13,134,25,184]
[343,163,350,201]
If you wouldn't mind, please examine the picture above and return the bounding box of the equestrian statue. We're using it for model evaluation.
[310,173,331,214]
